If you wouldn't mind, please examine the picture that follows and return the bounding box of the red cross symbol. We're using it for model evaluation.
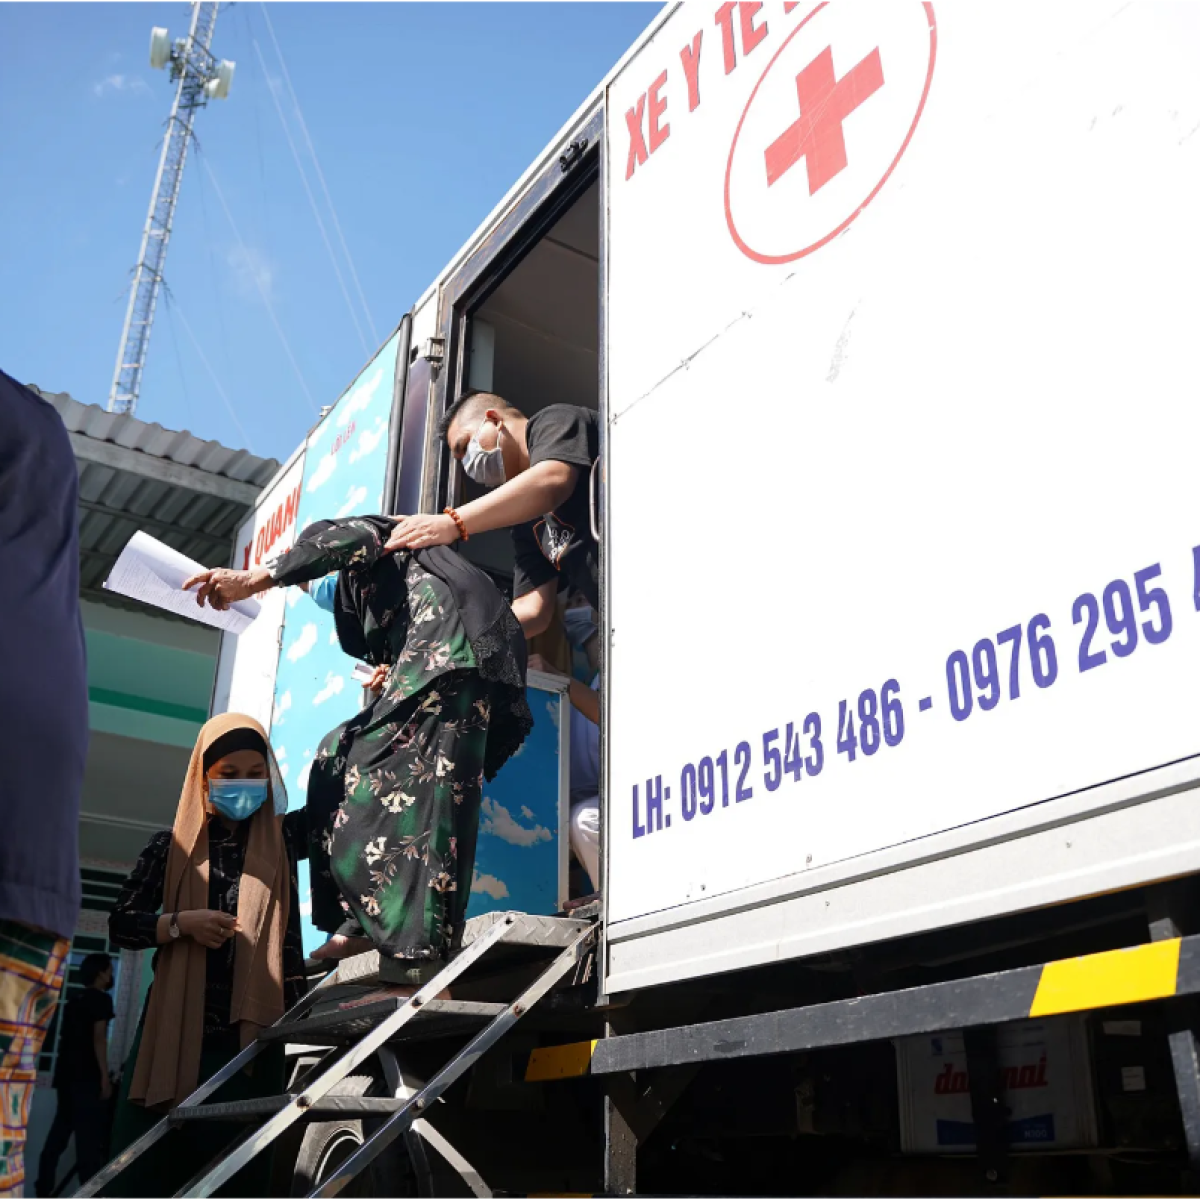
[764,45,885,196]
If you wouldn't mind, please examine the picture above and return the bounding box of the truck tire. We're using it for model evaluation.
[289,1073,416,1197]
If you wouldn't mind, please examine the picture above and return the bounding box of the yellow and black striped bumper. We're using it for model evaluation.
[525,935,1195,1081]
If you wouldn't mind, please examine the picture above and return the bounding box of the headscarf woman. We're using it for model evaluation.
[106,713,307,1196]
[182,515,532,970]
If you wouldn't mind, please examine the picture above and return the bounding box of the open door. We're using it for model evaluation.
[425,103,605,915]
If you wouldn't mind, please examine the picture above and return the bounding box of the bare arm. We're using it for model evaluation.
[512,581,557,637]
[456,461,578,537]
[568,678,600,726]
[385,461,580,552]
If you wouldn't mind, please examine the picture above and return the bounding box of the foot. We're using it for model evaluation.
[310,934,374,961]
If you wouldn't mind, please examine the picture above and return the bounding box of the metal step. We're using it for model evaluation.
[168,1094,408,1123]
[261,998,506,1046]
[79,912,597,1200]
[331,914,593,988]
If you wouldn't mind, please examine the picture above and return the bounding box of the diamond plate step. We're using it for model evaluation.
[260,997,505,1046]
[332,914,593,988]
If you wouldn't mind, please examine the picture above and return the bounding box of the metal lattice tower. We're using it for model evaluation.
[107,2,234,416]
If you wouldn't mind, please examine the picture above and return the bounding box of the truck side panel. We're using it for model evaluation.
[604,0,1200,986]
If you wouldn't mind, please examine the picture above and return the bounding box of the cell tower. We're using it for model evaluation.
[107,3,235,416]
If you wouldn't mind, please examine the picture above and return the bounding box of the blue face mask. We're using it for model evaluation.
[208,778,270,822]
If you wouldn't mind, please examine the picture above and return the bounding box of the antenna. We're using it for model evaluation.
[107,2,236,416]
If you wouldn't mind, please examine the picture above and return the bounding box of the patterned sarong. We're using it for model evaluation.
[0,920,69,1197]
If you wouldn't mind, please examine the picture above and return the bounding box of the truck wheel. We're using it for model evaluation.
[290,1073,416,1197]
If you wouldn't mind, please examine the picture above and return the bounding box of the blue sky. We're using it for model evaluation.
[0,2,658,462]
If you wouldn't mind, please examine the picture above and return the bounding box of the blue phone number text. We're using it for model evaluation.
[632,552,1197,839]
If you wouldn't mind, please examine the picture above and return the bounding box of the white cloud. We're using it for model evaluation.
[329,626,339,645]
[279,762,290,780]
[336,367,384,427]
[227,244,275,303]
[349,418,386,464]
[287,623,318,662]
[298,751,314,793]
[545,699,560,730]
[299,898,313,917]
[480,797,551,848]
[335,483,368,518]
[273,690,293,725]
[472,870,510,901]
[93,74,150,98]
[313,672,345,706]
[306,453,337,494]
[520,805,535,821]
[287,587,303,609]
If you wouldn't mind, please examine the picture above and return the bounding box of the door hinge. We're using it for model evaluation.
[420,337,445,369]
[560,138,589,173]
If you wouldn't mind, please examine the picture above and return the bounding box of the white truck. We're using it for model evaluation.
[89,2,1200,1195]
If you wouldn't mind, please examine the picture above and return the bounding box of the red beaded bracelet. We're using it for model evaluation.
[444,506,469,542]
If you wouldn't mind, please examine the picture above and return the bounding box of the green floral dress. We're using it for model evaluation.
[269,518,508,961]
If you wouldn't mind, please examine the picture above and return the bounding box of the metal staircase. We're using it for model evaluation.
[77,912,596,1199]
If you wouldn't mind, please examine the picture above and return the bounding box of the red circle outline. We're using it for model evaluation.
[724,2,938,265]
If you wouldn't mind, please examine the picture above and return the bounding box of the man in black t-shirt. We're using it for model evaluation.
[387,390,599,635]
[35,954,115,1196]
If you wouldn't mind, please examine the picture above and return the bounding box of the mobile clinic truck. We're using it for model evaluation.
[84,1,1200,1196]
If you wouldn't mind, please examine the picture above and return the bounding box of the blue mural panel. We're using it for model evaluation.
[468,682,567,919]
[270,333,399,953]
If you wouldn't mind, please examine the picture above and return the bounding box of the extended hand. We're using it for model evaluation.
[367,664,389,696]
[182,567,271,610]
[179,909,238,949]
[384,513,460,553]
[527,653,566,680]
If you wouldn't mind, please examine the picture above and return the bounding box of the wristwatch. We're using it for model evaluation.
[169,912,181,940]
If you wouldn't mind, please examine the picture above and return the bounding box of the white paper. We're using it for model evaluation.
[104,531,261,634]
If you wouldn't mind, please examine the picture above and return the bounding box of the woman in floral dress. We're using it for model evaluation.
[183,515,531,966]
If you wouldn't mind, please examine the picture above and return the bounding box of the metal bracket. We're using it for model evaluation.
[376,1047,492,1198]
[964,1026,1008,1185]
[559,138,589,173]
[419,337,445,370]
[1148,881,1200,1178]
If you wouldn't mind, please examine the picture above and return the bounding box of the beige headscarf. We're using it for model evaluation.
[129,712,291,1109]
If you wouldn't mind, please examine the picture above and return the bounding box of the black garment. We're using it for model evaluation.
[267,517,532,958]
[270,515,533,783]
[108,811,309,1040]
[0,370,87,939]
[51,987,113,1088]
[35,1082,111,1196]
[511,404,600,610]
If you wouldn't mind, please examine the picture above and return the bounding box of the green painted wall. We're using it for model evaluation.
[85,628,215,749]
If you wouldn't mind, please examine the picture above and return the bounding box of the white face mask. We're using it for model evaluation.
[462,418,507,487]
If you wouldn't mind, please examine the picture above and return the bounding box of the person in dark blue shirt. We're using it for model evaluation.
[0,370,87,1195]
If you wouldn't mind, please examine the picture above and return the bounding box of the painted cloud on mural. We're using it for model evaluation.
[480,797,551,847]
[336,367,384,427]
[313,672,345,706]
[472,870,510,900]
[287,623,318,663]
